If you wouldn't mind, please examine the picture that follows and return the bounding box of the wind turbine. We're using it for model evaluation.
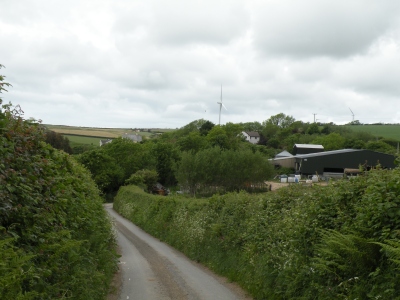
[217,85,227,125]
[349,107,355,122]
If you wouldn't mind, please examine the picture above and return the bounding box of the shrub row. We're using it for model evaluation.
[114,168,400,299]
[0,104,118,299]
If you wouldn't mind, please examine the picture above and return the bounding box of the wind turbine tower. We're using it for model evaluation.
[217,85,227,125]
[349,107,355,122]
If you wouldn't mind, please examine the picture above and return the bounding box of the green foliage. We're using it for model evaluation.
[45,130,73,154]
[153,142,179,186]
[206,125,230,149]
[306,122,320,135]
[175,148,274,196]
[344,138,366,149]
[240,121,263,132]
[176,131,208,152]
[125,169,158,191]
[114,167,400,299]
[263,113,296,128]
[343,124,400,141]
[0,102,118,299]
[77,149,124,194]
[366,140,395,154]
[199,120,215,136]
[102,137,155,178]
[312,132,346,150]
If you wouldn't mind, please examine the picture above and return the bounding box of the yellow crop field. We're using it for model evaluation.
[44,125,133,138]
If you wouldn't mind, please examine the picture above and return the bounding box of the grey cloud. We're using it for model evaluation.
[253,0,400,58]
[149,0,250,45]
[332,40,400,97]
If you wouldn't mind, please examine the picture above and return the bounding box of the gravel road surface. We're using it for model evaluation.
[104,203,251,300]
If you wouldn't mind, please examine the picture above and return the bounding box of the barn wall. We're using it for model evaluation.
[298,150,396,175]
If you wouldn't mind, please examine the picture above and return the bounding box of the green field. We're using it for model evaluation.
[344,125,400,140]
[64,135,106,146]
[44,124,176,146]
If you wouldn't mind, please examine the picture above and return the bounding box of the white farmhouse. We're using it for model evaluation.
[242,131,260,144]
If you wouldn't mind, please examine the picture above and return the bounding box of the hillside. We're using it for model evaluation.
[343,124,400,140]
[44,124,175,145]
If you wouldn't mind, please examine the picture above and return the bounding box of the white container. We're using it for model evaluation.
[312,175,319,183]
[295,175,301,180]
[281,177,288,183]
[288,177,295,183]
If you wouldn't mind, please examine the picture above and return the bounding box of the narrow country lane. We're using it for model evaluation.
[104,204,252,300]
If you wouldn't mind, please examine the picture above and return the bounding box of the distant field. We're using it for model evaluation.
[44,124,175,145]
[45,125,128,138]
[344,125,400,140]
[64,135,105,146]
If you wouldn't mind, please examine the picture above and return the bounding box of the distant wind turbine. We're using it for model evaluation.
[217,85,227,125]
[349,107,355,122]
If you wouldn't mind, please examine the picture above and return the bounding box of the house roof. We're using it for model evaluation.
[275,150,293,158]
[293,144,324,149]
[244,131,260,137]
[295,149,361,158]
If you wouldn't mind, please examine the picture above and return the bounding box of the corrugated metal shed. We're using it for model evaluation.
[295,149,395,175]
[293,144,324,155]
[275,150,293,158]
[270,149,396,176]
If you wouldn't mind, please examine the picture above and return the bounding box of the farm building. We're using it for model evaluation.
[242,131,260,144]
[122,133,143,143]
[270,149,396,177]
[293,144,324,155]
[275,150,293,158]
[100,139,112,146]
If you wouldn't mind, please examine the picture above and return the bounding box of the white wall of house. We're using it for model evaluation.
[242,131,260,144]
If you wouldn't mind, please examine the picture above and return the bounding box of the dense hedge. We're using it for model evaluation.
[0,104,118,299]
[114,168,400,299]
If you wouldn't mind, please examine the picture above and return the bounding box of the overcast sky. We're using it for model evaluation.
[1,0,400,128]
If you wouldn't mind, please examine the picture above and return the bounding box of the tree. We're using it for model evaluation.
[241,121,263,132]
[347,120,362,125]
[312,133,345,150]
[176,131,208,152]
[0,64,11,102]
[45,130,73,154]
[207,126,229,149]
[175,148,274,196]
[366,140,394,154]
[0,64,11,126]
[76,150,124,194]
[321,124,332,135]
[153,142,179,186]
[125,169,158,192]
[102,137,155,180]
[306,123,320,135]
[222,122,244,150]
[199,120,215,136]
[344,139,366,149]
[263,113,296,128]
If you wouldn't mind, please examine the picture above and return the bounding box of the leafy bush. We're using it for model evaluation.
[77,149,124,194]
[114,167,400,299]
[175,148,274,196]
[125,169,158,191]
[0,102,118,299]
